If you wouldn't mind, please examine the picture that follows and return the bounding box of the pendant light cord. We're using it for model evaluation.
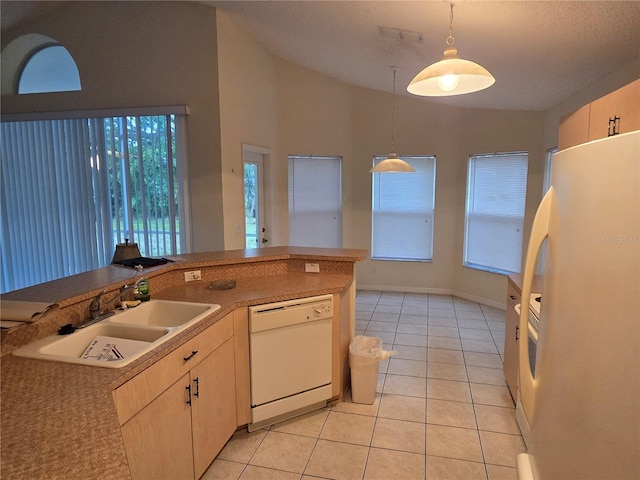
[446,3,456,47]
[391,68,397,153]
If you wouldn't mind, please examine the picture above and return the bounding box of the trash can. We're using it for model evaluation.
[349,335,395,404]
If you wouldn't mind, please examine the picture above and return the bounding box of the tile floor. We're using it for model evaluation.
[204,291,526,480]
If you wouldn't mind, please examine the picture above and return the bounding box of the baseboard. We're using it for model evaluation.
[357,284,506,311]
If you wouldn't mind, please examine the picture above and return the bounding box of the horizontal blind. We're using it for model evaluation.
[464,152,528,274]
[288,155,342,248]
[371,156,436,261]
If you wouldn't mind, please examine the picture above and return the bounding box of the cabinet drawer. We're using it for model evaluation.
[507,282,521,308]
[114,313,233,425]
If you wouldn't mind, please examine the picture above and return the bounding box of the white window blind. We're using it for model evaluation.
[288,155,342,248]
[464,152,528,274]
[371,155,436,261]
[0,113,187,293]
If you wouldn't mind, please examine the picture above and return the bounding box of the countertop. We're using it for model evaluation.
[1,247,366,479]
[507,273,544,295]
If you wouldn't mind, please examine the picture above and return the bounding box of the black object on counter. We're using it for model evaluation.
[58,324,76,335]
[112,257,170,269]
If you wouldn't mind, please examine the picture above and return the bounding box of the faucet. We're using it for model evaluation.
[79,284,137,329]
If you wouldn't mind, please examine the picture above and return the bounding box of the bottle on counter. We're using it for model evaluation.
[134,265,151,302]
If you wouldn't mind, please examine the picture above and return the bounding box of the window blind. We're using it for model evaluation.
[288,155,342,248]
[464,152,528,274]
[371,156,436,261]
[1,113,186,293]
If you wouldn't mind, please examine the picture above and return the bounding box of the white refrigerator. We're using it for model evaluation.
[516,130,639,479]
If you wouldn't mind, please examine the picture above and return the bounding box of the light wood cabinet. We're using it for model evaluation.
[503,279,521,403]
[115,313,237,480]
[120,374,195,480]
[191,339,236,479]
[558,78,640,151]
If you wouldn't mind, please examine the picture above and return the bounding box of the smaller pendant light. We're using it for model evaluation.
[407,3,494,97]
[371,68,415,173]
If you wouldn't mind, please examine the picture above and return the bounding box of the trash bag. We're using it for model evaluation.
[349,335,396,360]
[348,336,396,404]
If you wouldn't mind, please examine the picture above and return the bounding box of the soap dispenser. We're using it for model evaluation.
[134,265,150,302]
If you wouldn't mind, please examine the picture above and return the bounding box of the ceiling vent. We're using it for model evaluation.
[378,26,424,44]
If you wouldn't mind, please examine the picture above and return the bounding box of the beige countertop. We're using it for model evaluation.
[1,247,366,479]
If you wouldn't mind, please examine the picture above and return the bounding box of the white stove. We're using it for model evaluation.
[528,293,542,334]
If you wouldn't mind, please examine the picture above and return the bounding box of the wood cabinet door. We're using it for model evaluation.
[588,79,640,141]
[503,305,519,403]
[190,338,237,479]
[558,103,590,151]
[121,374,194,480]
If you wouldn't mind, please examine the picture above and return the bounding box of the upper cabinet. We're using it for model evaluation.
[558,79,640,151]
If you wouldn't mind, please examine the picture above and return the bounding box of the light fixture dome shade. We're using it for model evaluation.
[407,47,495,97]
[370,153,416,173]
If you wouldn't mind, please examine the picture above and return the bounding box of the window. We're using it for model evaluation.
[464,152,528,274]
[0,108,189,293]
[543,147,557,194]
[18,44,81,94]
[371,155,436,261]
[288,155,342,248]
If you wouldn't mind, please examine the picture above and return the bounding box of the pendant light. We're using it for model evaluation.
[407,3,494,97]
[370,68,415,173]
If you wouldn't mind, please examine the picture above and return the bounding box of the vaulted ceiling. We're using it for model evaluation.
[3,1,640,111]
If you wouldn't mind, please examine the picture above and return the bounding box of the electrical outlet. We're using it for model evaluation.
[184,270,202,282]
[305,263,320,273]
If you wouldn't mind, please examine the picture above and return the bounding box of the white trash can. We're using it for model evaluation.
[348,336,395,404]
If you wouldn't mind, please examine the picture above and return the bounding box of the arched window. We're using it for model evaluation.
[18,44,81,93]
[1,34,81,94]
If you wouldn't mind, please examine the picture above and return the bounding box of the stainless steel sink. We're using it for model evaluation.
[12,300,220,368]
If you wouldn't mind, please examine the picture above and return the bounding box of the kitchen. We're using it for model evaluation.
[1,2,639,479]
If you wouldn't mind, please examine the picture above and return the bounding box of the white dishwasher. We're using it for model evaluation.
[249,294,333,431]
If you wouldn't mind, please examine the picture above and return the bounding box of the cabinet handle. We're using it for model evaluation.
[193,377,200,398]
[510,295,517,301]
[186,384,192,406]
[183,350,198,362]
[608,116,620,136]
[515,325,520,341]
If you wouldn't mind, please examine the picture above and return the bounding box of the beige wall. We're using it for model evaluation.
[351,88,544,305]
[1,1,225,252]
[2,2,634,306]
[275,60,355,247]
[216,11,278,249]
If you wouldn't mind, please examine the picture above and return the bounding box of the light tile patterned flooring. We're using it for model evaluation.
[204,291,525,480]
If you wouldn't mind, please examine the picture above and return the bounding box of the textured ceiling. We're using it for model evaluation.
[206,0,640,111]
[2,1,639,111]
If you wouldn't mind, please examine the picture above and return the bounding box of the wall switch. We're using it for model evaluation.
[305,263,320,273]
[184,270,202,282]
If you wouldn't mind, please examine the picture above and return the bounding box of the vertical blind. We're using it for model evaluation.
[288,155,342,248]
[371,156,436,261]
[464,152,528,274]
[0,113,186,293]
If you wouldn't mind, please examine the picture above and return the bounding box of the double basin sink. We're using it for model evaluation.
[12,300,220,368]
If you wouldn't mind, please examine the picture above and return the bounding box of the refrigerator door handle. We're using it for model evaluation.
[519,187,554,425]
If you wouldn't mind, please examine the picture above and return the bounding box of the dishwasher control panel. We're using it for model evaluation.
[312,302,332,319]
[249,294,334,333]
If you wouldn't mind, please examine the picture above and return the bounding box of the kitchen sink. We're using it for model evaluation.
[12,300,220,368]
[108,299,216,328]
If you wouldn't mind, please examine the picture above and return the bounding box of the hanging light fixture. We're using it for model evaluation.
[407,2,494,97]
[371,67,416,173]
